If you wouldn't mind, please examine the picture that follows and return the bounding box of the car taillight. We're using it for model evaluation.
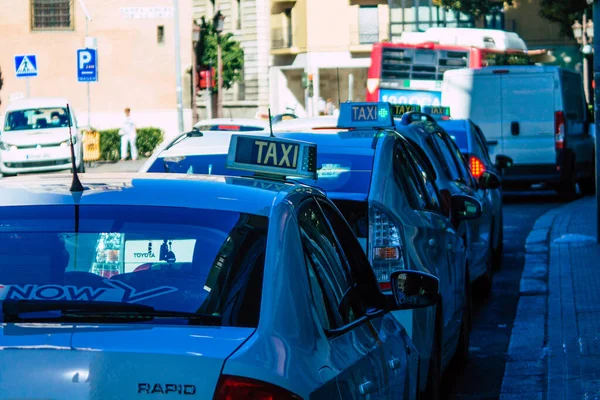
[368,205,405,291]
[555,111,565,150]
[366,78,380,94]
[214,375,302,400]
[469,156,485,179]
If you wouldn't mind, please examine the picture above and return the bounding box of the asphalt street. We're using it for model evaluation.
[445,191,567,400]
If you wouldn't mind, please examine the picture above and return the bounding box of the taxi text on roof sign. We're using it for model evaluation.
[423,106,451,116]
[226,134,318,180]
[337,102,395,130]
[390,104,421,117]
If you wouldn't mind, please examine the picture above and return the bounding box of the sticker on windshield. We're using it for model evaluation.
[0,279,177,303]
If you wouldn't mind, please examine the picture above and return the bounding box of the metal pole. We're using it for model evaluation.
[86,18,91,127]
[584,13,591,104]
[594,0,600,243]
[349,72,354,102]
[173,0,185,133]
[26,78,30,98]
[217,37,223,118]
[191,23,199,125]
[207,63,213,119]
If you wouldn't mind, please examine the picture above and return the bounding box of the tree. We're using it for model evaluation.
[197,19,244,93]
[538,0,589,38]
[432,0,509,19]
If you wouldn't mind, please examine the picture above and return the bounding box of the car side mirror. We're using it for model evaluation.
[495,154,513,170]
[451,194,482,221]
[478,171,502,190]
[390,270,440,310]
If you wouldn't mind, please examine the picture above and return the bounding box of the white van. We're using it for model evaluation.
[441,66,594,196]
[0,97,84,176]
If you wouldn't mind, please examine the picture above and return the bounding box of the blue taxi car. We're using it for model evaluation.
[140,103,483,399]
[392,106,501,295]
[0,135,438,400]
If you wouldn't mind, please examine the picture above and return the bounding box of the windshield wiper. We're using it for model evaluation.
[1,300,220,325]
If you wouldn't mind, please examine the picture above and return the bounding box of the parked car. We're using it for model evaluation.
[394,109,499,296]
[442,65,595,198]
[439,118,514,268]
[0,97,84,176]
[0,134,438,399]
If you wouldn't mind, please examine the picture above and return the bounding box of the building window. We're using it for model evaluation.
[235,0,242,30]
[388,0,474,38]
[484,8,505,30]
[157,25,165,44]
[358,6,379,44]
[284,8,293,47]
[31,0,74,31]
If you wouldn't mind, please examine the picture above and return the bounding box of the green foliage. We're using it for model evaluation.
[93,127,164,161]
[199,21,245,92]
[432,0,510,18]
[538,0,589,38]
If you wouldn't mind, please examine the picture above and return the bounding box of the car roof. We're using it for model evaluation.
[193,118,269,129]
[272,116,338,132]
[5,97,71,111]
[438,119,469,132]
[275,130,381,150]
[0,173,319,217]
[156,130,274,158]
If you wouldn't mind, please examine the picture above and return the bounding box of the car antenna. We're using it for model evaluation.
[66,104,84,192]
[268,108,275,137]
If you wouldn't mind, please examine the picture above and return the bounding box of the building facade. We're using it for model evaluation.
[268,0,578,117]
[0,0,194,139]
[192,0,271,118]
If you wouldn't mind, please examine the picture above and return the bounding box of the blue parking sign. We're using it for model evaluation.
[77,48,97,82]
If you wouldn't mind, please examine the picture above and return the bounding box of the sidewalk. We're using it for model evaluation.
[500,196,600,399]
[86,158,147,173]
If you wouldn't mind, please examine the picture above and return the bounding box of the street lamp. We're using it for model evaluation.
[573,15,594,103]
[213,11,225,118]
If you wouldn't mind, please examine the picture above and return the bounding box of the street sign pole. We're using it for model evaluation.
[25,78,30,98]
[594,0,600,243]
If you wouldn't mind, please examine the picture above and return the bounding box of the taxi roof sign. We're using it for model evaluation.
[390,104,421,117]
[337,102,395,130]
[226,134,318,180]
[423,106,451,118]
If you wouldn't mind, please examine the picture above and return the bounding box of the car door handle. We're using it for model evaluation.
[359,380,375,395]
[447,243,453,251]
[388,357,402,370]
[428,239,436,248]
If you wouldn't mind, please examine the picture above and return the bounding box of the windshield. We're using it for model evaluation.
[147,154,253,176]
[0,205,268,327]
[3,107,71,132]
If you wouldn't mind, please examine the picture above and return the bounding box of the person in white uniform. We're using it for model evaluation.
[119,107,138,161]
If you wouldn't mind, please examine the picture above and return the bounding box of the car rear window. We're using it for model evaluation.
[0,205,268,328]
[442,129,468,153]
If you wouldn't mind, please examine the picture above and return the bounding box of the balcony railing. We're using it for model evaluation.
[271,27,293,49]
[350,24,380,46]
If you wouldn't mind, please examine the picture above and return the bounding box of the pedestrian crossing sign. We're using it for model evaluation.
[14,55,38,78]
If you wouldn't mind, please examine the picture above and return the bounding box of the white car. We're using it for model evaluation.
[0,97,84,176]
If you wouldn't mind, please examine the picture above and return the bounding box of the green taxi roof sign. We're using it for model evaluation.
[337,102,395,130]
[423,106,451,118]
[226,134,318,180]
[390,104,422,117]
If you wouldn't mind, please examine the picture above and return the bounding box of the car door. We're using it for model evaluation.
[444,132,493,270]
[400,138,464,354]
[317,197,418,399]
[501,72,556,166]
[296,200,388,399]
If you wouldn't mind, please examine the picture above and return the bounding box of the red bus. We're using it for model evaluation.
[366,41,531,106]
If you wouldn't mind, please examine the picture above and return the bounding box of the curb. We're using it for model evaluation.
[499,207,560,399]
